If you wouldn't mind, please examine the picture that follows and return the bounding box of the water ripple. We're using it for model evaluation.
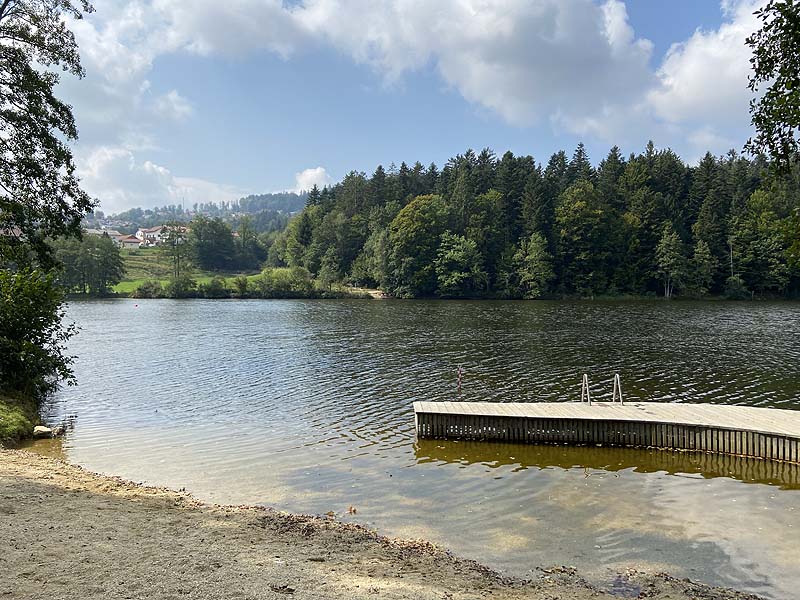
[37,298,800,600]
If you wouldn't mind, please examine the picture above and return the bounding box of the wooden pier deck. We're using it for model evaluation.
[413,401,800,463]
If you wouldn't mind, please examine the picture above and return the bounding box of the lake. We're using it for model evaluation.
[31,299,800,599]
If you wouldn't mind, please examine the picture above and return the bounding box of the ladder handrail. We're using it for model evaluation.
[580,373,592,405]
[612,373,624,404]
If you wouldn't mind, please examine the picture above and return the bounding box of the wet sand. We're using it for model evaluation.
[0,449,762,600]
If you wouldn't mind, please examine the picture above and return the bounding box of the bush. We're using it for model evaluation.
[253,267,315,298]
[724,275,751,300]
[164,275,197,299]
[0,395,37,446]
[199,276,230,299]
[232,275,249,298]
[0,269,75,400]
[132,280,163,299]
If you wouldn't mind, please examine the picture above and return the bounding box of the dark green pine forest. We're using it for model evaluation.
[267,143,800,299]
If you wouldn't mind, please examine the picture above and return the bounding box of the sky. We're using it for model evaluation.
[60,0,767,214]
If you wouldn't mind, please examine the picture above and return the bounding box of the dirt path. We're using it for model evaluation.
[0,449,761,600]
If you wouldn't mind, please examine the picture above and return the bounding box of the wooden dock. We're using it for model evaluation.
[413,401,800,464]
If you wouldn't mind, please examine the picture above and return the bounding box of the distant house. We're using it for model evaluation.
[135,226,167,245]
[117,235,142,250]
[135,224,187,246]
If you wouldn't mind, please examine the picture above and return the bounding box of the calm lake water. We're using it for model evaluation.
[30,299,800,599]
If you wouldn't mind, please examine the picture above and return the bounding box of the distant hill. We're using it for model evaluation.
[88,191,307,234]
[237,192,307,214]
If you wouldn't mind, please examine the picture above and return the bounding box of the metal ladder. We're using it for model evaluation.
[580,373,624,405]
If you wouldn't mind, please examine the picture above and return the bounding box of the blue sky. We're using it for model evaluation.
[62,1,765,213]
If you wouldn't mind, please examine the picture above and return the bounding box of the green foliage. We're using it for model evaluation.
[160,223,190,279]
[466,190,505,286]
[745,0,800,170]
[198,276,230,299]
[433,232,487,298]
[318,247,341,290]
[0,394,37,446]
[132,280,163,299]
[255,143,800,299]
[232,275,249,298]
[51,233,125,295]
[0,0,95,265]
[387,195,450,297]
[189,216,237,271]
[0,269,75,399]
[690,240,717,297]
[253,267,315,298]
[656,224,688,298]
[163,275,197,299]
[0,1,97,422]
[555,181,608,295]
[724,274,751,300]
[512,233,554,299]
[730,189,792,294]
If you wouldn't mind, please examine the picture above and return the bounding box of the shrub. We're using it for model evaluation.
[132,280,163,299]
[724,275,751,300]
[232,275,249,298]
[0,269,75,400]
[199,276,230,299]
[164,275,197,299]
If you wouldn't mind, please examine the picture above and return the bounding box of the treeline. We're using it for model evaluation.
[132,268,366,300]
[265,143,800,298]
[236,192,307,214]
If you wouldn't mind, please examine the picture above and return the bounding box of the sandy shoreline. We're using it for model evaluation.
[0,449,762,600]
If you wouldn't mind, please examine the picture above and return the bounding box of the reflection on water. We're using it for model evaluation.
[33,299,800,600]
[414,440,800,490]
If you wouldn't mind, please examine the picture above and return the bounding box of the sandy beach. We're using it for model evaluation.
[0,448,764,600]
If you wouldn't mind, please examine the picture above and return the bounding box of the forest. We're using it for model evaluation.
[264,143,800,299]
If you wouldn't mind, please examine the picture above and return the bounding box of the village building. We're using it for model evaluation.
[117,235,142,250]
[135,226,168,245]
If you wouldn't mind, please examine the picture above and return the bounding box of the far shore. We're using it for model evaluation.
[0,448,763,600]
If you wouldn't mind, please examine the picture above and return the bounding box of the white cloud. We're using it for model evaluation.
[649,0,761,127]
[294,167,331,192]
[154,90,193,121]
[61,0,768,213]
[151,0,306,58]
[294,0,655,129]
[77,146,245,214]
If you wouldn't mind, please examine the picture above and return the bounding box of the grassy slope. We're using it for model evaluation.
[114,248,258,293]
[0,395,37,446]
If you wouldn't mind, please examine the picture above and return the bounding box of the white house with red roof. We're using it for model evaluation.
[117,235,142,250]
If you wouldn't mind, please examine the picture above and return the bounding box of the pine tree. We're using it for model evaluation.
[596,146,626,211]
[474,148,497,194]
[688,153,719,226]
[368,166,388,208]
[566,142,594,186]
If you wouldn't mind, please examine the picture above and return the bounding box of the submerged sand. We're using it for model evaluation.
[0,449,762,600]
